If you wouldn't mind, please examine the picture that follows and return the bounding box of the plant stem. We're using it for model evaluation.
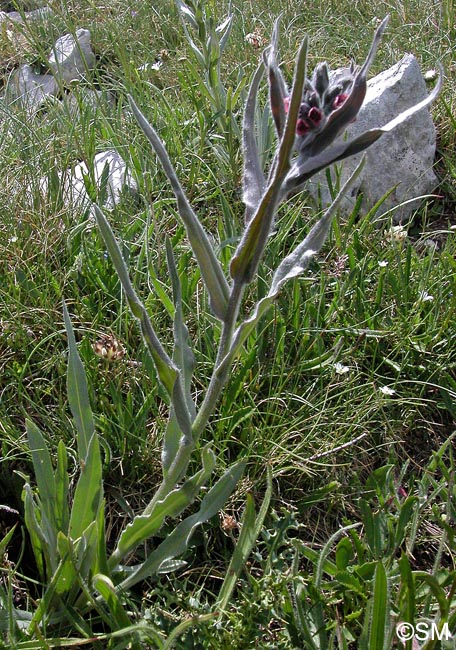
[144,280,245,514]
[192,279,245,441]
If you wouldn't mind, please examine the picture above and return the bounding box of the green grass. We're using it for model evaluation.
[1,0,455,646]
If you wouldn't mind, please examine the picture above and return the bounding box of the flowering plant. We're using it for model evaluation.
[21,13,441,638]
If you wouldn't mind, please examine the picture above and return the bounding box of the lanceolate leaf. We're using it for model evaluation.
[369,561,389,650]
[242,60,266,223]
[229,36,308,285]
[166,239,195,420]
[128,96,230,320]
[268,17,289,139]
[63,301,94,463]
[221,160,364,373]
[109,446,216,568]
[119,461,245,590]
[94,205,186,413]
[26,420,57,532]
[217,466,273,612]
[69,433,103,541]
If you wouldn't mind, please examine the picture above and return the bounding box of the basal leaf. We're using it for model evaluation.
[69,433,103,541]
[63,301,94,463]
[217,465,272,612]
[109,446,216,569]
[119,461,245,590]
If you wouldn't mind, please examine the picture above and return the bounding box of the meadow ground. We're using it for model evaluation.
[0,1,455,647]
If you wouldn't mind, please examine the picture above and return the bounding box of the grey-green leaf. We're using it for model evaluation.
[109,446,216,568]
[128,96,230,320]
[69,433,103,541]
[94,204,181,399]
[119,460,245,590]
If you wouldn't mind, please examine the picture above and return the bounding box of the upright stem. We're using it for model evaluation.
[144,280,246,514]
[192,279,246,440]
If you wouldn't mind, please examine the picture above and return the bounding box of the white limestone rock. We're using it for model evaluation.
[6,64,58,113]
[307,54,438,222]
[2,6,53,22]
[48,29,96,83]
[40,150,137,211]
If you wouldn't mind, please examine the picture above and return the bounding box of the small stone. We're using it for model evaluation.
[63,87,115,118]
[48,29,96,83]
[4,6,53,22]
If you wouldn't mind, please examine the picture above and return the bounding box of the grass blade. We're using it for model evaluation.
[217,465,273,612]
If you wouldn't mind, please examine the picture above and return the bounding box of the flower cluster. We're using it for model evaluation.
[284,62,355,138]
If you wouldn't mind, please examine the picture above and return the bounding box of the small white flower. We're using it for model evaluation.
[424,69,438,82]
[379,385,395,396]
[334,362,350,375]
[9,236,18,243]
[419,291,434,302]
[378,260,388,267]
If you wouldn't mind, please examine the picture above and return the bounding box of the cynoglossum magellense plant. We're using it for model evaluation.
[17,15,441,640]
[96,13,440,565]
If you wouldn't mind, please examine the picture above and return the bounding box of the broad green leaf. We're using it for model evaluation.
[23,484,46,579]
[26,420,57,534]
[315,522,363,588]
[95,499,109,577]
[55,532,77,596]
[162,407,184,475]
[55,439,69,534]
[69,433,103,541]
[93,574,134,633]
[0,525,17,560]
[414,572,450,618]
[369,561,389,650]
[336,537,354,571]
[76,520,99,583]
[398,552,415,626]
[394,496,419,549]
[119,461,245,590]
[128,96,230,320]
[217,466,272,612]
[109,447,216,568]
[63,301,94,463]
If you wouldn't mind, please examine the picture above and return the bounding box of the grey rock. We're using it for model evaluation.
[41,150,137,211]
[307,54,438,222]
[6,64,58,114]
[48,29,96,83]
[2,6,53,21]
[63,87,115,119]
